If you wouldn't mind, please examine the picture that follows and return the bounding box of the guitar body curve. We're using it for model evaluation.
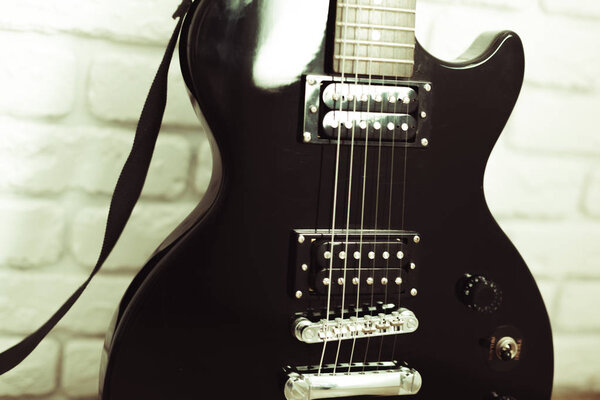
[100,1,553,399]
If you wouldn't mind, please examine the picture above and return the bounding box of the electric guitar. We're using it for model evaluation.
[99,0,554,398]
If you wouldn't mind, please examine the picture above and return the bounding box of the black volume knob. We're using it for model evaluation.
[458,274,502,313]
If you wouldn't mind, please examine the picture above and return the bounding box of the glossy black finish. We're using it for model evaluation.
[100,0,553,398]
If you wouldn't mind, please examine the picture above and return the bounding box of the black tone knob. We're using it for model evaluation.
[458,274,502,313]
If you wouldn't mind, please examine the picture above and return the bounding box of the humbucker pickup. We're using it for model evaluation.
[301,74,432,147]
[290,229,420,300]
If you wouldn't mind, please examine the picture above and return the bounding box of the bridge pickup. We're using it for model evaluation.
[291,230,420,299]
[293,307,418,344]
[321,82,418,113]
[284,362,422,400]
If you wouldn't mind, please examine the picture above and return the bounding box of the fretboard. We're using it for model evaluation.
[333,0,417,78]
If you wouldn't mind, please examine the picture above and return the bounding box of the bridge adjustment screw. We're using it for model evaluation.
[413,235,421,244]
[421,138,429,147]
[303,132,312,143]
[295,290,303,299]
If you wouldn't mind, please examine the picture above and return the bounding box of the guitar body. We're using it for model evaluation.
[99,1,553,399]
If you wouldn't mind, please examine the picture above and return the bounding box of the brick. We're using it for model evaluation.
[0,336,59,396]
[194,133,213,195]
[500,221,600,279]
[555,280,600,333]
[485,142,587,219]
[542,0,600,19]
[554,334,600,391]
[0,0,181,45]
[0,200,64,269]
[71,203,196,271]
[0,271,79,333]
[507,86,600,155]
[0,31,75,118]
[535,280,559,326]
[88,53,200,127]
[423,4,600,91]
[584,167,600,218]
[62,339,104,397]
[420,0,532,10]
[0,118,191,199]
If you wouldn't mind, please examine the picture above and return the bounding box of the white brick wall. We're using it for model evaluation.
[0,0,598,398]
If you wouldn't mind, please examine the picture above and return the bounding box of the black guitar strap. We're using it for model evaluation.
[0,0,193,375]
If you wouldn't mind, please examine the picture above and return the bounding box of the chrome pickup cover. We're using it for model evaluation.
[293,308,418,344]
[284,363,422,400]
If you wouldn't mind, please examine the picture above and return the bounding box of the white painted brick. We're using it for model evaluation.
[0,118,191,199]
[0,200,64,269]
[0,336,59,396]
[0,0,181,45]
[88,52,200,127]
[542,0,600,19]
[554,334,600,390]
[422,4,600,91]
[500,221,600,279]
[536,280,559,326]
[485,142,587,219]
[194,134,213,195]
[555,281,600,333]
[0,32,75,118]
[62,339,104,397]
[71,203,196,271]
[507,86,600,155]
[0,270,131,335]
[0,271,79,333]
[420,0,531,11]
[584,167,600,218]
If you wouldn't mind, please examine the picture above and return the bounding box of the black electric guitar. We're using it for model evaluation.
[99,0,554,399]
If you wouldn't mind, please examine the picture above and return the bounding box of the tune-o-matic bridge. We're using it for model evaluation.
[293,307,418,344]
[301,75,432,147]
[290,230,420,300]
[283,362,422,400]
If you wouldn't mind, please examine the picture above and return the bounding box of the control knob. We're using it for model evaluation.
[458,274,502,313]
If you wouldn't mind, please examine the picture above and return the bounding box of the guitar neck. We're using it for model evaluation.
[333,0,417,78]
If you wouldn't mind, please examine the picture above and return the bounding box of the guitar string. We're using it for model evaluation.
[317,0,351,376]
[347,0,374,374]
[363,0,388,370]
[332,0,361,374]
[392,0,415,362]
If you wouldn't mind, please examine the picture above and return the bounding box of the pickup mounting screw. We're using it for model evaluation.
[301,263,308,271]
[413,235,421,243]
[421,138,429,147]
[420,111,427,119]
[295,290,303,299]
[307,78,316,86]
[298,235,305,244]
[303,132,312,143]
[410,288,418,296]
[309,105,318,114]
[424,83,432,92]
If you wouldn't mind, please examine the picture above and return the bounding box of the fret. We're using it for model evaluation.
[333,0,416,77]
[335,55,415,64]
[335,39,415,49]
[336,21,416,32]
[337,3,417,14]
